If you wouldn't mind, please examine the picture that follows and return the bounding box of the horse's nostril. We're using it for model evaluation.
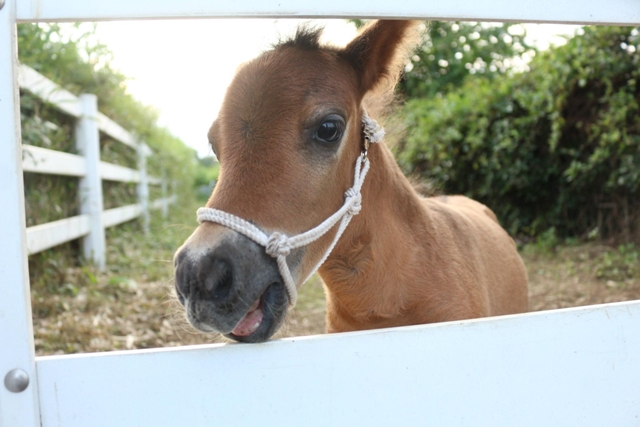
[202,258,233,302]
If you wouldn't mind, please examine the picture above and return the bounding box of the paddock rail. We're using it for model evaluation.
[1,1,639,426]
[19,64,177,269]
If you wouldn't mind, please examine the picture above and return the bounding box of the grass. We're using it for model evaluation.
[31,197,201,354]
[30,197,640,356]
[30,195,329,355]
[524,241,640,311]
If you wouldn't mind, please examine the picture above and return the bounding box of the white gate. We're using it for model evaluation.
[1,1,639,426]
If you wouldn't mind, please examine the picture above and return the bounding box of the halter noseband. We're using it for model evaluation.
[196,110,384,306]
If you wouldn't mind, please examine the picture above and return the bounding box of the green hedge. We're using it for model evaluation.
[398,26,640,238]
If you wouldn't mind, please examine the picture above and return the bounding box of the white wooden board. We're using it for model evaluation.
[18,64,81,117]
[99,161,140,183]
[36,300,640,427]
[148,176,163,185]
[150,195,176,210]
[22,145,86,177]
[25,215,90,254]
[0,2,41,425]
[96,113,139,150]
[4,3,640,427]
[102,204,142,228]
[15,0,640,25]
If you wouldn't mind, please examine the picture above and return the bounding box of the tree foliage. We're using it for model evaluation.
[349,20,533,98]
[398,26,640,238]
[401,21,534,98]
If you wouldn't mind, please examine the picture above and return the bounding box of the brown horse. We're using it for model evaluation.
[174,20,528,343]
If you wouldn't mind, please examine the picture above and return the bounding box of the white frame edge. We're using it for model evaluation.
[36,301,640,427]
[14,0,640,25]
[2,1,640,426]
[0,0,41,425]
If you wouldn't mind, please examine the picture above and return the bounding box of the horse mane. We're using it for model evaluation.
[273,24,326,51]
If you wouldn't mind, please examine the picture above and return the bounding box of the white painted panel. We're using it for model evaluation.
[149,195,176,210]
[102,204,142,228]
[14,0,640,24]
[148,175,162,185]
[22,144,86,177]
[96,114,153,155]
[36,301,640,427]
[96,113,138,149]
[25,215,90,255]
[99,161,140,183]
[0,0,42,424]
[18,64,81,117]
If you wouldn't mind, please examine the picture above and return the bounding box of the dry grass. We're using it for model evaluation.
[31,203,639,356]
[525,243,640,311]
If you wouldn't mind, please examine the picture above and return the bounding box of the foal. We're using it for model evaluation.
[174,20,528,343]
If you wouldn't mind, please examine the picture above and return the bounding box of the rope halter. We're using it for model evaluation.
[196,110,385,306]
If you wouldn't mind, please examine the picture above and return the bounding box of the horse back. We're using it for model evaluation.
[421,194,529,317]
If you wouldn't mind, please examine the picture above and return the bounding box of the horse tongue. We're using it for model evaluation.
[232,305,263,337]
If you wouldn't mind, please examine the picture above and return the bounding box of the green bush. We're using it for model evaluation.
[398,26,640,238]
[593,243,639,282]
[401,21,534,99]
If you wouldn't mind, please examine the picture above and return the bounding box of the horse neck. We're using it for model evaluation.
[318,141,434,322]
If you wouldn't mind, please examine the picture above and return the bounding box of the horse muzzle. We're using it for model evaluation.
[173,226,289,343]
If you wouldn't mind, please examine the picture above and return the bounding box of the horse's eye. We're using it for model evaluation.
[315,116,344,143]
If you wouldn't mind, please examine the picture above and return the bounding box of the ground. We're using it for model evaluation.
[30,200,640,356]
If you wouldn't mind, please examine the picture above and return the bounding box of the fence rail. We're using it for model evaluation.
[18,64,175,265]
[13,0,640,25]
[2,3,640,427]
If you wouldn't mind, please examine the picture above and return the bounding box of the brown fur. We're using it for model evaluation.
[184,20,528,337]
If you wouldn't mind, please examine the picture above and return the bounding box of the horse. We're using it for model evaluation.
[173,20,529,343]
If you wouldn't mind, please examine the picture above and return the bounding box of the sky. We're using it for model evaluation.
[93,19,580,158]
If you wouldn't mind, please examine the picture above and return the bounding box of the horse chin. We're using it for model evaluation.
[224,281,289,343]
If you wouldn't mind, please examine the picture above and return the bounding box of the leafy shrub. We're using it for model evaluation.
[398,26,640,239]
[594,244,640,281]
[401,21,534,98]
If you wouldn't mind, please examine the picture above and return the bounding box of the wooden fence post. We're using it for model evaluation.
[137,145,150,234]
[161,167,168,219]
[172,179,178,205]
[75,94,106,270]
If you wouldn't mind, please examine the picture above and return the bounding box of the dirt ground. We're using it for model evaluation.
[31,239,639,356]
[525,244,640,311]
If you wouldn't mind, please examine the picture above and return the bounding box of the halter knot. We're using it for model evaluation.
[362,111,386,144]
[344,188,362,216]
[266,232,292,258]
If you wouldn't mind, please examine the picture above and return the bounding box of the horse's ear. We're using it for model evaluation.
[342,20,421,95]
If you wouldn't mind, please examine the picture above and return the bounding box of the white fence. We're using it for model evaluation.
[19,64,176,269]
[1,2,639,427]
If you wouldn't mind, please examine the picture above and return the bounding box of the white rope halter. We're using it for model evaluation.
[196,110,385,306]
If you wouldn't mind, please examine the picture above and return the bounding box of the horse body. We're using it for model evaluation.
[174,20,528,343]
[320,142,528,333]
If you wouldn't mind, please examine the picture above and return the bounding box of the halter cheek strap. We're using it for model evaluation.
[196,111,385,306]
